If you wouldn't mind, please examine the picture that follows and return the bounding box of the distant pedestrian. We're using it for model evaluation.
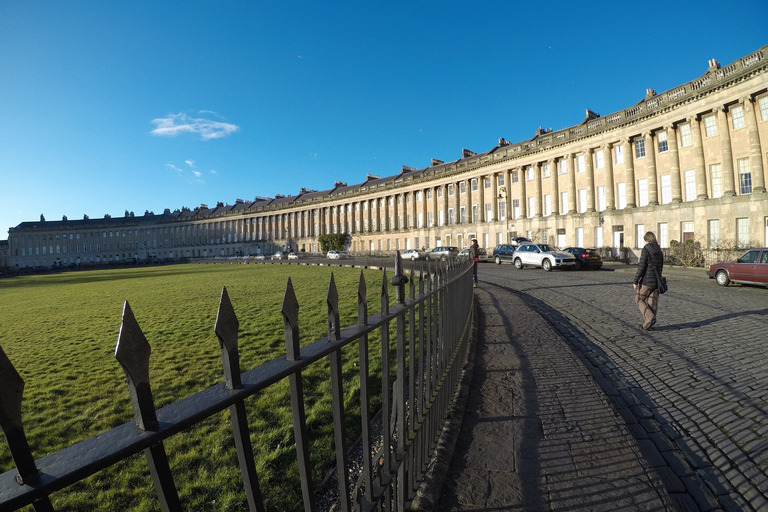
[469,238,480,288]
[633,231,663,330]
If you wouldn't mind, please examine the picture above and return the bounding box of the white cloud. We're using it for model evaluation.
[210,170,217,174]
[166,163,183,172]
[185,160,195,167]
[192,171,202,177]
[151,112,239,140]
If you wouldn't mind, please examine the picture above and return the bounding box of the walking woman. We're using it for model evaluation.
[633,231,663,331]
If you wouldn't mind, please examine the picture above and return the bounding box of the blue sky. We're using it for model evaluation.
[1,1,766,236]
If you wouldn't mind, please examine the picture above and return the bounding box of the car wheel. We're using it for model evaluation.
[574,259,583,270]
[441,256,447,262]
[716,269,730,286]
[542,259,552,271]
[514,258,523,269]
[495,256,501,265]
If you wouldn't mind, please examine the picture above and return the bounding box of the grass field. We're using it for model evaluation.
[0,263,392,511]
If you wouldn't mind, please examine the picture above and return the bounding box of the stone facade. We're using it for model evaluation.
[7,46,768,270]
[0,240,8,270]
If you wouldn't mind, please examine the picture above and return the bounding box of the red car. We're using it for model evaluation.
[707,248,768,287]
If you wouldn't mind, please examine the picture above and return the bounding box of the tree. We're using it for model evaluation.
[318,233,349,254]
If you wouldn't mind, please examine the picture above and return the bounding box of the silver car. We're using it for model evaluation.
[513,243,576,271]
[402,249,426,261]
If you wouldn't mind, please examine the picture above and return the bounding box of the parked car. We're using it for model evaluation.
[271,252,284,260]
[513,243,577,271]
[254,254,265,260]
[458,247,490,262]
[402,249,426,261]
[327,250,349,260]
[287,252,300,260]
[563,247,603,270]
[492,244,517,265]
[426,246,459,261]
[707,248,768,287]
[511,236,532,247]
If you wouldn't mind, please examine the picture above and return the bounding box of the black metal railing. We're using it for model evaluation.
[0,252,474,511]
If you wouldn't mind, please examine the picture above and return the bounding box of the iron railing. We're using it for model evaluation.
[0,252,474,511]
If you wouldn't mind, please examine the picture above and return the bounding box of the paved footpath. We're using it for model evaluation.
[435,278,675,511]
[427,263,768,512]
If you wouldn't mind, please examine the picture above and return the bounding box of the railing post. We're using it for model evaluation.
[379,269,392,495]
[115,301,182,512]
[407,265,417,499]
[215,287,265,512]
[281,278,315,511]
[392,252,408,508]
[356,271,374,505]
[0,346,55,512]
[327,274,351,512]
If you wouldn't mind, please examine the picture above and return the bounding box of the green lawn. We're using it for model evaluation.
[0,263,392,511]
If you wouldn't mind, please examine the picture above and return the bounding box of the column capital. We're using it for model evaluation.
[664,123,676,131]
[603,142,613,151]
[583,147,594,155]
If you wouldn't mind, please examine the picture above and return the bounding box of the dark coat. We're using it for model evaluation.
[633,241,663,289]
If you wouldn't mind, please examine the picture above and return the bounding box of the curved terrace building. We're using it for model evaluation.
[6,45,768,270]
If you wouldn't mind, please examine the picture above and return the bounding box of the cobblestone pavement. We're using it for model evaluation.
[436,278,673,511]
[468,263,768,511]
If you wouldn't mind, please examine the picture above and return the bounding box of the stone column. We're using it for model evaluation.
[744,96,767,193]
[442,186,449,226]
[454,183,461,225]
[478,177,486,221]
[550,159,560,214]
[602,146,615,210]
[367,201,373,232]
[585,149,596,211]
[419,190,426,229]
[489,175,497,221]
[715,108,736,197]
[516,167,526,217]
[431,187,438,227]
[567,154,577,213]
[623,139,636,208]
[665,125,683,203]
[644,133,659,205]
[533,163,543,216]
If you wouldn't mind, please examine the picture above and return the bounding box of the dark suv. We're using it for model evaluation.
[426,246,459,261]
[492,244,517,264]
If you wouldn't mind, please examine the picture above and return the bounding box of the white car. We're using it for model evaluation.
[513,243,576,271]
[402,249,426,261]
[271,252,284,260]
[254,254,265,260]
[287,252,299,260]
[327,250,349,260]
